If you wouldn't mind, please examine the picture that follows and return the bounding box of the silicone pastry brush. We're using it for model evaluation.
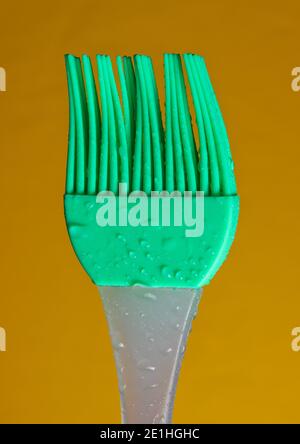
[64,53,239,423]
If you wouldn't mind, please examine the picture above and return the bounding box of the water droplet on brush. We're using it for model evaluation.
[133,281,146,287]
[175,270,184,281]
[189,257,197,266]
[139,239,150,249]
[85,201,94,210]
[146,252,154,261]
[153,414,165,424]
[145,383,159,390]
[116,233,126,242]
[138,359,156,372]
[143,292,157,301]
[68,224,81,236]
[129,250,137,259]
[113,341,125,350]
[164,347,173,355]
[161,266,173,279]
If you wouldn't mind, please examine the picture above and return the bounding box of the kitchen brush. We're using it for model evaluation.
[64,53,239,423]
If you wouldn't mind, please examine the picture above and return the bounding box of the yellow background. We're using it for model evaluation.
[0,0,300,424]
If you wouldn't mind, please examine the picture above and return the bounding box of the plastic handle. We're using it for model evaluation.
[99,286,202,424]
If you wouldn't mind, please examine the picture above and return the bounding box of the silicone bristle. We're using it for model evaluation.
[65,55,88,194]
[82,55,101,195]
[65,54,237,196]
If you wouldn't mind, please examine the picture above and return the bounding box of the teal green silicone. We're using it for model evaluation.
[64,53,239,288]
[64,195,239,287]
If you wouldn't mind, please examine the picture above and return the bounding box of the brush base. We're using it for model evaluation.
[65,194,240,288]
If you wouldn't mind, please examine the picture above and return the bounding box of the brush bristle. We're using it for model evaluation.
[65,53,237,196]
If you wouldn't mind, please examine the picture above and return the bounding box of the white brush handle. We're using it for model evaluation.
[99,286,202,424]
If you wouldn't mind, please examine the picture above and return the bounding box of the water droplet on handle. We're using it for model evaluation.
[143,292,157,301]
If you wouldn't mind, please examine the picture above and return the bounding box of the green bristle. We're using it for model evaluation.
[65,53,237,196]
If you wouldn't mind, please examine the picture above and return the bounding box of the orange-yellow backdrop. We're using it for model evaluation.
[0,0,300,424]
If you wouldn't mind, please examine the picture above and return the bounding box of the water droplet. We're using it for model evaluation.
[144,292,157,301]
[139,239,150,249]
[133,281,145,287]
[161,266,173,279]
[68,224,82,236]
[113,341,125,350]
[85,201,94,210]
[146,252,154,261]
[153,414,159,424]
[145,366,156,372]
[129,250,137,259]
[117,233,126,242]
[153,413,165,424]
[175,270,184,281]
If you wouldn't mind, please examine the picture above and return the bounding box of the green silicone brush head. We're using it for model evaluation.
[64,53,239,287]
